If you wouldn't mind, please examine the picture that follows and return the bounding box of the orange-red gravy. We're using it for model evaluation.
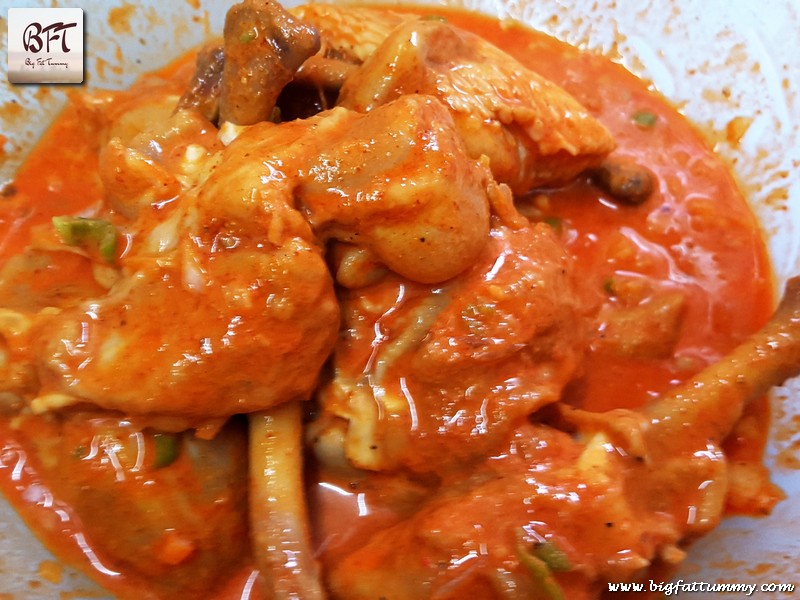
[0,5,776,599]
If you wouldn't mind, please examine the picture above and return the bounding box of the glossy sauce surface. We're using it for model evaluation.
[0,5,776,599]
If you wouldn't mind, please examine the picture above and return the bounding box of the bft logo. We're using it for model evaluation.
[22,21,78,54]
[7,8,84,84]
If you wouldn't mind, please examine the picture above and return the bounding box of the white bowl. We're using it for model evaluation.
[1,1,798,597]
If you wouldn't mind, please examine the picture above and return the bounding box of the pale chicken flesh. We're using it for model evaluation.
[337,18,616,192]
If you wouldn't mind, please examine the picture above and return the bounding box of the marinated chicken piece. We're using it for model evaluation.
[17,85,339,421]
[645,276,800,453]
[311,220,584,473]
[289,5,416,93]
[99,137,182,219]
[292,54,356,91]
[178,43,226,123]
[100,86,222,220]
[295,94,491,283]
[14,90,336,419]
[31,164,339,419]
[19,413,249,599]
[326,423,679,600]
[0,248,113,410]
[21,95,489,419]
[207,94,491,284]
[327,279,800,599]
[594,292,686,359]
[212,94,490,284]
[566,277,800,542]
[291,4,413,64]
[338,19,616,192]
[219,0,320,124]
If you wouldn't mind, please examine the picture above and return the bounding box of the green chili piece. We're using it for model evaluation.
[632,109,658,128]
[422,14,447,22]
[517,545,566,600]
[52,216,117,263]
[543,216,563,231]
[152,433,180,469]
[533,541,572,572]
[239,30,257,43]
